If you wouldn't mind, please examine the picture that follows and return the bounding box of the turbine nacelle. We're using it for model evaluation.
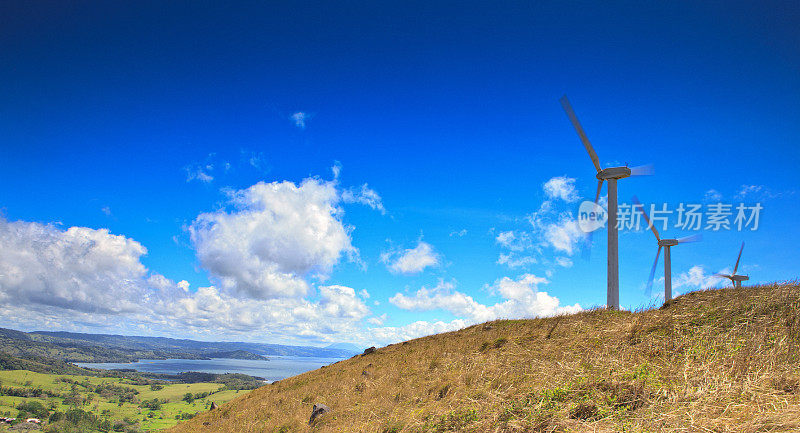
[658,239,679,247]
[596,166,631,181]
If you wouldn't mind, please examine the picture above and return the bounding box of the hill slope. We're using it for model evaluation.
[170,282,800,432]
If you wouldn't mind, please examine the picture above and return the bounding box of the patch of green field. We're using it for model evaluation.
[0,370,253,431]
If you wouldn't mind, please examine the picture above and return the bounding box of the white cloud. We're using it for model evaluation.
[672,265,724,294]
[367,319,469,344]
[497,253,537,268]
[543,176,579,202]
[381,241,440,275]
[177,280,190,292]
[341,184,386,214]
[495,176,586,270]
[290,112,308,129]
[186,165,214,183]
[246,151,268,172]
[0,218,151,314]
[367,313,387,326]
[189,178,357,299]
[185,153,225,183]
[101,206,112,216]
[495,231,532,252]
[0,216,374,345]
[543,216,584,256]
[734,184,784,201]
[555,257,573,268]
[704,189,722,202]
[164,283,370,340]
[449,229,467,237]
[389,276,580,324]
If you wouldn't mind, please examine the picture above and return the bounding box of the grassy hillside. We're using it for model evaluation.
[170,282,800,433]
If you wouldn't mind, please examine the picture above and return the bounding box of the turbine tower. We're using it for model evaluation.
[633,196,701,301]
[716,242,749,288]
[559,95,651,310]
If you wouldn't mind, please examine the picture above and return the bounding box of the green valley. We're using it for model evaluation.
[0,369,252,432]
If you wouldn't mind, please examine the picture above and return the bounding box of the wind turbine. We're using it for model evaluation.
[559,95,651,310]
[632,196,701,301]
[715,242,749,288]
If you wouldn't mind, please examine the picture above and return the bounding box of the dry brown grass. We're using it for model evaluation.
[169,282,800,432]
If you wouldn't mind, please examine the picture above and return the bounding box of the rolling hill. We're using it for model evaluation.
[0,328,359,364]
[169,282,800,432]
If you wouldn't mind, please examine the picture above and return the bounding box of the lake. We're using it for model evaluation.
[76,355,346,382]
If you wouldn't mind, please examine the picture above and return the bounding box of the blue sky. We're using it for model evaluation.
[1,1,798,346]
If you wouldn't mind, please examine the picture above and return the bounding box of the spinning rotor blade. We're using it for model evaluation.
[645,245,662,298]
[677,234,702,244]
[714,273,735,288]
[559,95,602,173]
[581,179,605,261]
[734,242,744,275]
[632,195,660,241]
[630,164,655,176]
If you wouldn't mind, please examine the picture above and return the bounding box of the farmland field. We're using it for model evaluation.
[0,370,253,432]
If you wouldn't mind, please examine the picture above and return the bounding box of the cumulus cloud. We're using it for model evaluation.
[367,319,470,344]
[390,276,580,324]
[0,218,152,314]
[342,184,386,214]
[381,241,440,275]
[495,176,586,270]
[542,216,584,256]
[543,176,579,202]
[164,283,371,340]
[0,216,374,344]
[189,178,356,299]
[672,265,725,293]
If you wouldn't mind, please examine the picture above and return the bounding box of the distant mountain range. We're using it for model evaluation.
[0,327,360,364]
[325,342,364,353]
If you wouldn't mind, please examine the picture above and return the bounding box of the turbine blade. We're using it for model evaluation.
[594,179,604,205]
[559,95,602,173]
[630,164,655,176]
[734,242,744,274]
[632,195,660,241]
[645,245,662,298]
[677,233,702,244]
[714,273,732,278]
[581,179,605,261]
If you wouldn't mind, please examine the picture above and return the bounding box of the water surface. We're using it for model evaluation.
[77,355,345,382]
